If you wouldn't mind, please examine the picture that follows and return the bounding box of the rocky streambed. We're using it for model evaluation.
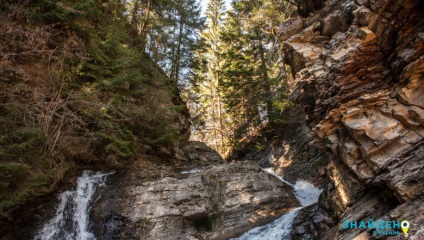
[32,161,323,240]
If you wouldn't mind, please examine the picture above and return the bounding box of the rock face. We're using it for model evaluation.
[91,161,299,240]
[276,0,424,238]
[228,107,328,186]
[175,141,226,166]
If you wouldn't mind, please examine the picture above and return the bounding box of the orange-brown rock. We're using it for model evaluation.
[278,0,424,238]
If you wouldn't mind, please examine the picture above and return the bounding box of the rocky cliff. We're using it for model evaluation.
[276,0,424,238]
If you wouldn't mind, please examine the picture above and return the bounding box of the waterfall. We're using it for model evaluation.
[293,180,323,207]
[231,168,322,240]
[263,168,294,187]
[34,170,114,240]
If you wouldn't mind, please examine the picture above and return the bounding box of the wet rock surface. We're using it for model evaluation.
[290,203,334,240]
[91,162,299,240]
[276,0,424,238]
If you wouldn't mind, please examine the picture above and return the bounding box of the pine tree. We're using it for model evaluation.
[219,0,295,148]
[220,10,262,141]
[126,0,204,84]
[186,0,295,155]
[167,0,204,82]
[188,0,230,154]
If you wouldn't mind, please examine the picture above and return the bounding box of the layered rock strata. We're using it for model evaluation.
[277,0,424,238]
[91,161,299,240]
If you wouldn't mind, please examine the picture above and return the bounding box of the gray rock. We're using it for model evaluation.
[176,141,226,166]
[91,161,299,240]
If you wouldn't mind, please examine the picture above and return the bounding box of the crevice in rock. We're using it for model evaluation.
[193,215,220,232]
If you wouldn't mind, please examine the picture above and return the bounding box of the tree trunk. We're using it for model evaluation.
[170,22,177,79]
[216,71,224,153]
[140,0,153,52]
[174,9,185,81]
[258,32,273,120]
[130,0,140,39]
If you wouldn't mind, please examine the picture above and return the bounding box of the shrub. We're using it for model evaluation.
[0,163,31,190]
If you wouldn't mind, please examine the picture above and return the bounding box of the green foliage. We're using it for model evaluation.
[0,106,66,219]
[0,189,32,220]
[98,126,137,158]
[0,128,46,161]
[33,0,187,157]
[29,0,100,27]
[0,107,47,164]
[0,163,30,189]
[255,142,266,150]
[186,0,295,156]
[273,99,293,112]
[270,99,294,124]
[0,166,66,220]
[186,0,231,155]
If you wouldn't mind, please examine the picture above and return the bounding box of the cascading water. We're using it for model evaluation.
[231,168,322,240]
[263,168,295,187]
[180,168,202,174]
[292,180,323,207]
[35,167,318,240]
[34,170,114,240]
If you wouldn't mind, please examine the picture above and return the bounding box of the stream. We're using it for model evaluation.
[231,168,322,240]
[35,167,321,240]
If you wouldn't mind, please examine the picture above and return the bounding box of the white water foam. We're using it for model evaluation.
[231,168,322,240]
[180,168,202,174]
[293,180,322,207]
[233,208,302,240]
[263,168,294,187]
[34,170,114,240]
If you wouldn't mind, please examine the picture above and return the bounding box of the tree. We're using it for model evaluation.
[168,0,204,82]
[125,0,204,84]
[218,0,295,149]
[187,0,230,154]
[220,10,261,142]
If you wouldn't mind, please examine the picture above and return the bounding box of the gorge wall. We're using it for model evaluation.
[275,0,424,238]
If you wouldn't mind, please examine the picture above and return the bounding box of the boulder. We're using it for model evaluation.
[176,141,226,166]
